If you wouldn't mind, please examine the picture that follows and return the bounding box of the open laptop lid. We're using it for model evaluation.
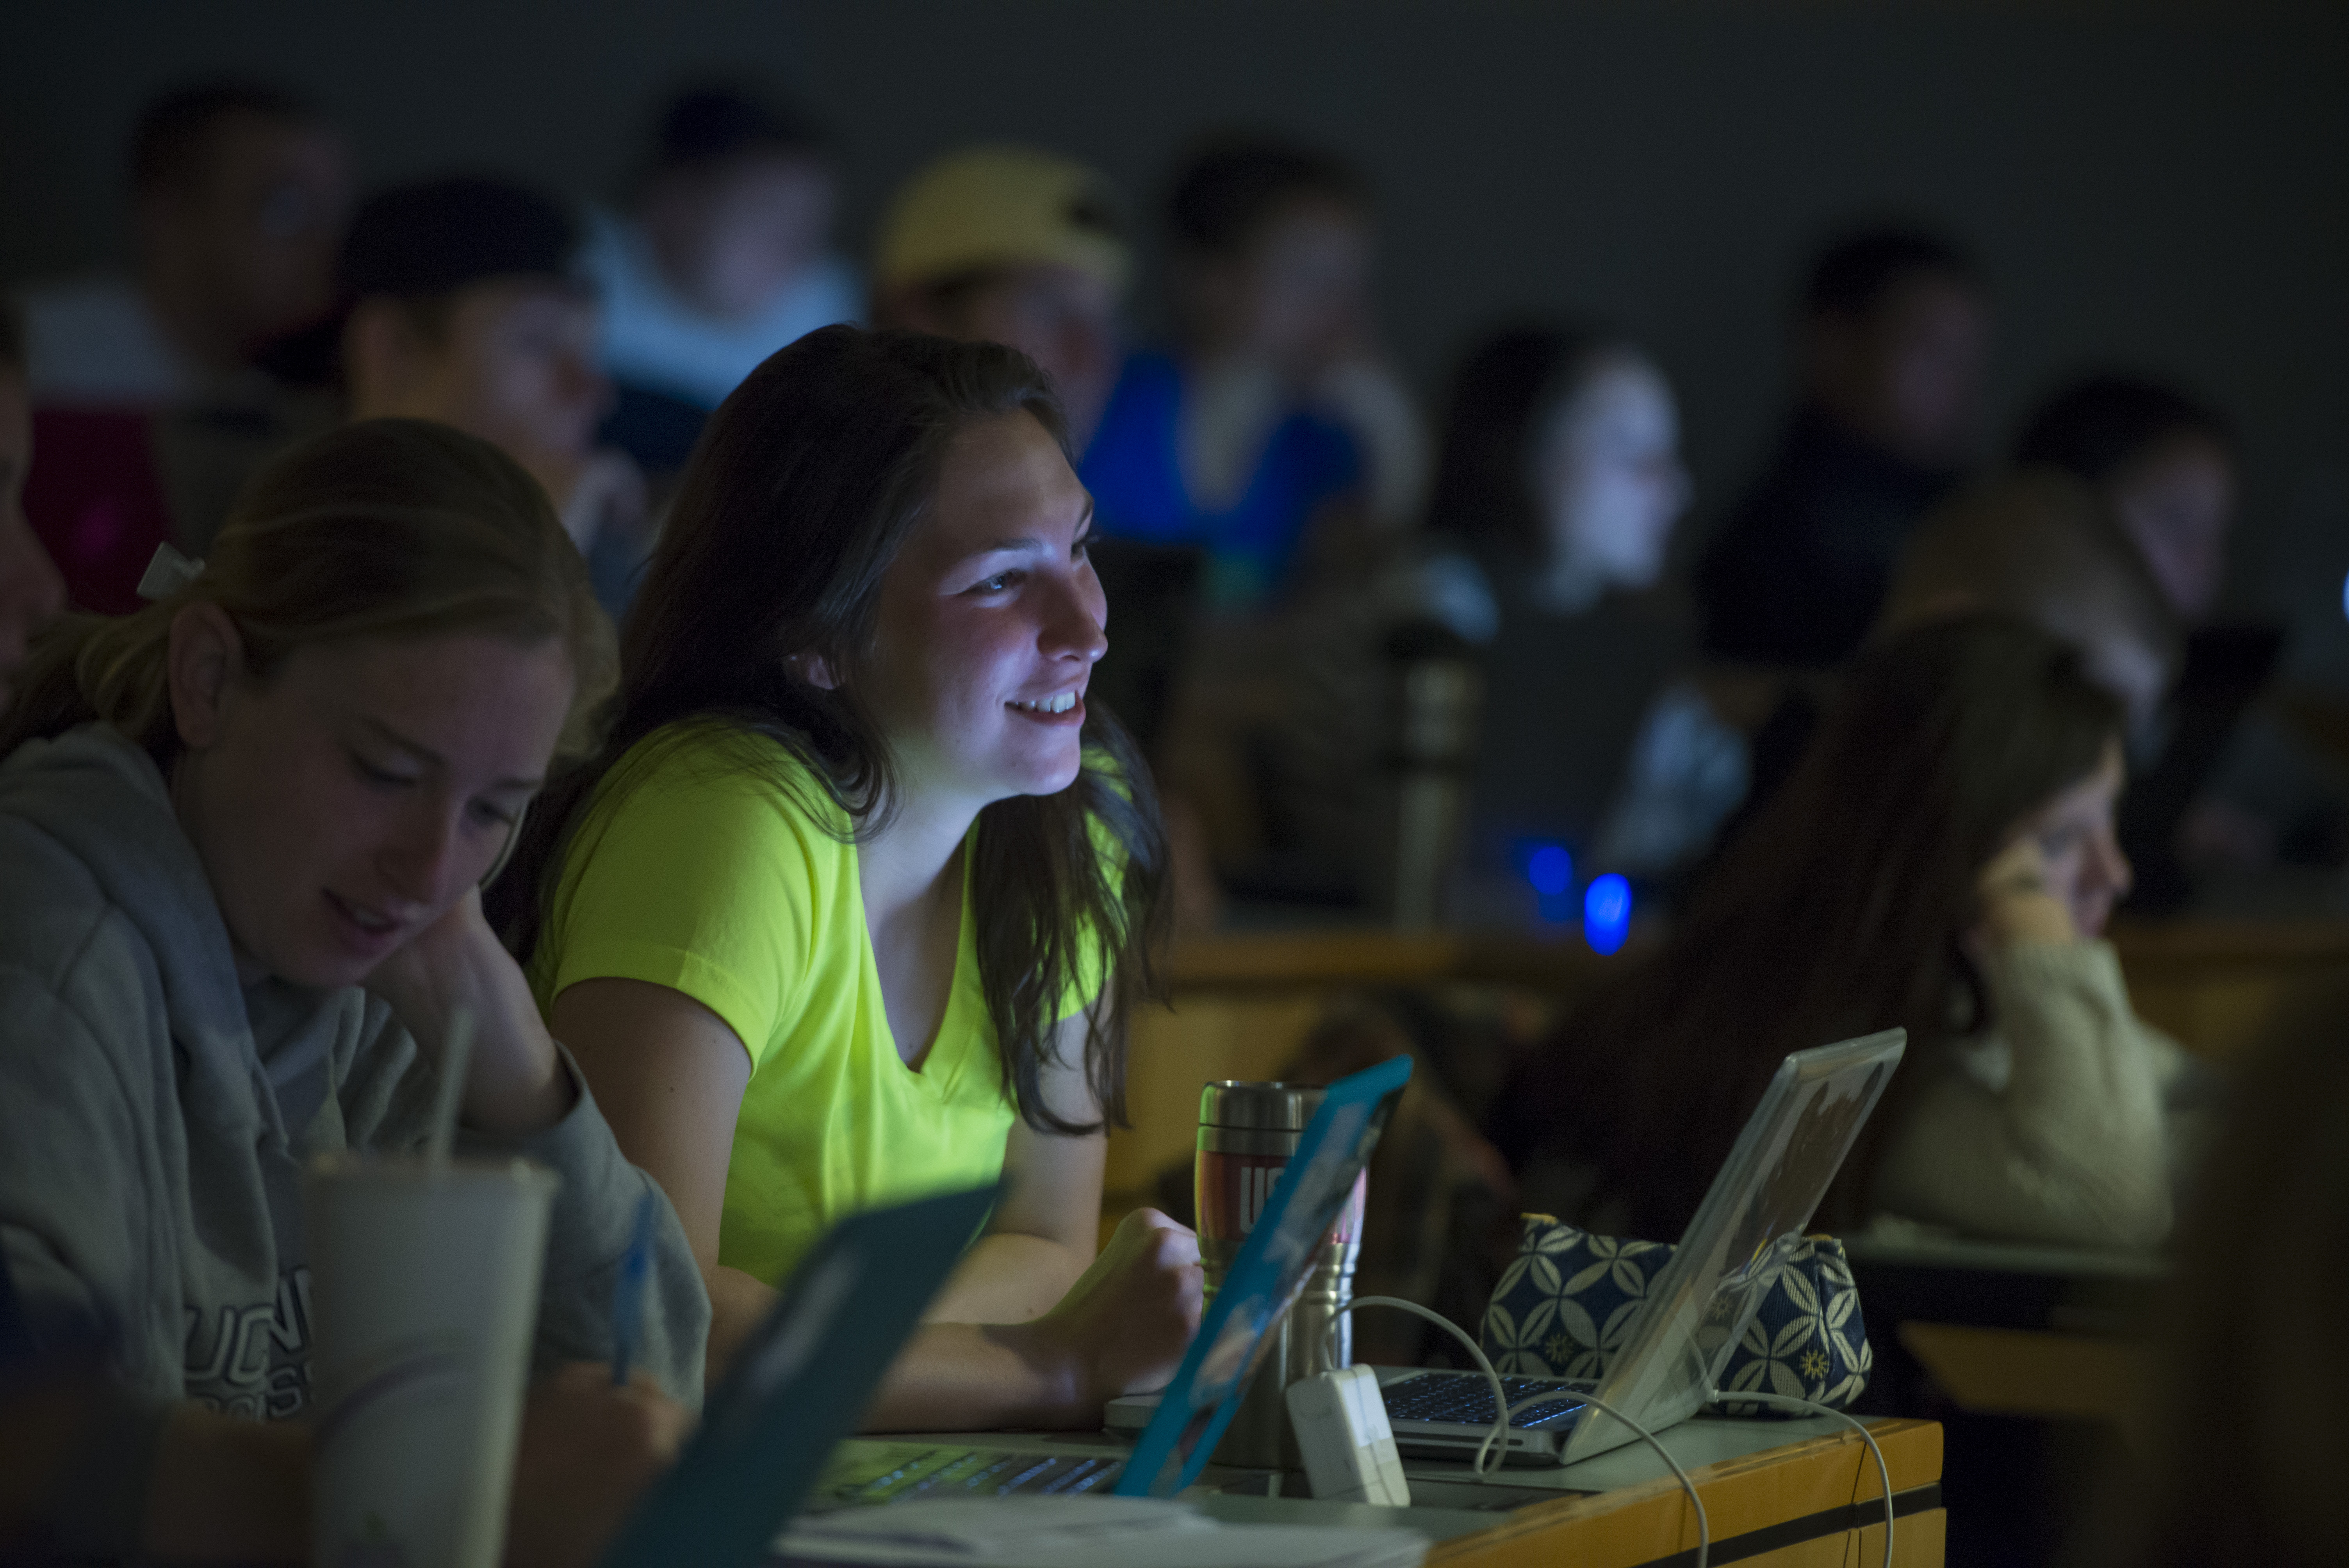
[1117,1055,1413,1498]
[597,1184,998,1568]
[1563,1029,1905,1463]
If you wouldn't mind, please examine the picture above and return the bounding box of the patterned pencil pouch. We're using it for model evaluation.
[1479,1214,1872,1415]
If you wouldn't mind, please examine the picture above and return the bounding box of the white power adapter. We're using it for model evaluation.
[1284,1365,1412,1506]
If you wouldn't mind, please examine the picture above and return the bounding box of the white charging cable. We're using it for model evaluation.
[1706,1388,1895,1568]
[1329,1296,1711,1568]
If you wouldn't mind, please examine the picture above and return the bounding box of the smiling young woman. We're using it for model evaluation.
[495,326,1196,1431]
[0,419,705,1561]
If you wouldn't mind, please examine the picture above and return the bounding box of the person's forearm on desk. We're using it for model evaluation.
[138,1371,686,1568]
[923,1233,1092,1325]
[863,1208,1201,1432]
[704,1262,784,1377]
[920,1032,1113,1327]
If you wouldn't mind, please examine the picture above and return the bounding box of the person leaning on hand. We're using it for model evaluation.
[0,420,705,1564]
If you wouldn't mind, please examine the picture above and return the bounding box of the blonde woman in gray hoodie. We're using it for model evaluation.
[0,419,706,1564]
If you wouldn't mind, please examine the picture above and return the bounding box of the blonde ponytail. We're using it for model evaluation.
[0,419,616,765]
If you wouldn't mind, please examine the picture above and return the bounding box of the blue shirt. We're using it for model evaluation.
[1081,351,1360,608]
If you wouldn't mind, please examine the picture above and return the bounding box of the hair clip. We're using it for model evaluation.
[135,542,207,602]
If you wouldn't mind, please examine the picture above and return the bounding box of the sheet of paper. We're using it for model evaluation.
[775,1497,1427,1568]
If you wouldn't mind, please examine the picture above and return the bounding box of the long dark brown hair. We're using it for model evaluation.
[1494,613,2123,1237]
[495,326,1169,1133]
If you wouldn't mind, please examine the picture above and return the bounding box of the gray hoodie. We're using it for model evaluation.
[0,724,709,1558]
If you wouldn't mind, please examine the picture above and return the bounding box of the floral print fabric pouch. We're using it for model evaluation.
[1478,1213,1872,1415]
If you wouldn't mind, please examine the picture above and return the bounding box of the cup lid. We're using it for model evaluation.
[1198,1081,1326,1130]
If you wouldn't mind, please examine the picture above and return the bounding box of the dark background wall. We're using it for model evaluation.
[5,1,2345,679]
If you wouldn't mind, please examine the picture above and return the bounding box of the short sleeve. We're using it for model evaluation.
[543,741,828,1069]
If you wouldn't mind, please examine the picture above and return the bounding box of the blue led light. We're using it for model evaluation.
[1526,844,1573,897]
[1583,873,1632,954]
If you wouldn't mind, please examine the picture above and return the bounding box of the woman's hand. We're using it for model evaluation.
[366,889,574,1137]
[857,1208,1203,1432]
[506,1363,690,1568]
[1972,836,2080,950]
[1025,1207,1204,1414]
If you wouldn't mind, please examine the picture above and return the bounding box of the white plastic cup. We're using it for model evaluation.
[304,1154,560,1568]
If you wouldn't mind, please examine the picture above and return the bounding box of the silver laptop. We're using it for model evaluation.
[1375,1028,1904,1466]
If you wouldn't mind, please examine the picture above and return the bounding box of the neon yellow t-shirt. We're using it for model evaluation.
[529,723,1108,1285]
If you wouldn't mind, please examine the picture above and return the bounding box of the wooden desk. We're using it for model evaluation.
[1846,1233,2165,1425]
[2107,916,2349,1064]
[849,1416,1944,1566]
[1400,1414,1943,1567]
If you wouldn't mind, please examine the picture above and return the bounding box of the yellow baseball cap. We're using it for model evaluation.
[875,146,1131,296]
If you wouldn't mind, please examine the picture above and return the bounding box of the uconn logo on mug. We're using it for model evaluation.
[1196,1152,1290,1248]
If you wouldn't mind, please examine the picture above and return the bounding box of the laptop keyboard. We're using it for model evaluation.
[1381,1372,1591,1429]
[823,1444,1128,1505]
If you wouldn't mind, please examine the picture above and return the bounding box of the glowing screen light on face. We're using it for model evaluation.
[1583,873,1632,954]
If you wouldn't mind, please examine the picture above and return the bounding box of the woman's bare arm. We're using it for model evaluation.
[551,978,774,1378]
[924,1014,1105,1325]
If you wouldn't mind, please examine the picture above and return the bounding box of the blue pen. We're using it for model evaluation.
[611,1189,658,1387]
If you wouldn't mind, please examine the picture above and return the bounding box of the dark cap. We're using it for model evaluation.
[1167,135,1365,256]
[1802,225,1978,319]
[653,85,828,171]
[341,177,580,299]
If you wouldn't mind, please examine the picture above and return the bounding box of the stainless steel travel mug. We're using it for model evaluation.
[1194,1081,1367,1471]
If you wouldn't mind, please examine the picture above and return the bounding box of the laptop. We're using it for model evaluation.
[596,1184,999,1567]
[816,1055,1415,1509]
[1373,1029,1905,1465]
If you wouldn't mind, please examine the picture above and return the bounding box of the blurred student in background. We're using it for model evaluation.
[18,82,348,407]
[1084,135,1422,611]
[585,85,858,475]
[2018,374,2349,884]
[341,177,654,619]
[498,328,1201,1425]
[1725,466,2181,849]
[1271,326,1729,911]
[2016,375,2237,624]
[873,146,1130,451]
[1418,328,1736,902]
[1882,468,2182,745]
[16,82,348,612]
[0,312,66,711]
[0,421,701,1563]
[1698,226,1988,668]
[1495,615,2201,1253]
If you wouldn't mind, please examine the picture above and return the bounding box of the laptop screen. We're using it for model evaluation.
[595,1184,1000,1568]
[1573,1030,1904,1459]
[1118,1055,1412,1497]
